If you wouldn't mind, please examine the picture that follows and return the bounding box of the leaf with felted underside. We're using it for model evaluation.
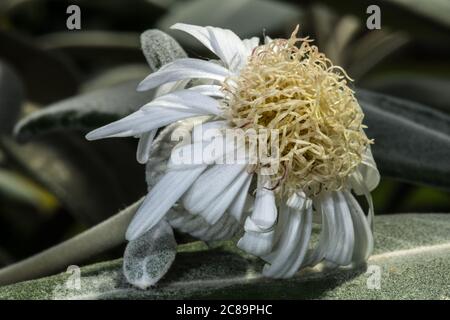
[1,213,449,300]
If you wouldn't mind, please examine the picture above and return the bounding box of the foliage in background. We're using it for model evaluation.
[0,0,449,298]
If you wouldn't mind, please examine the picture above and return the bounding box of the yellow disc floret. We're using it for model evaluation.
[223,26,372,197]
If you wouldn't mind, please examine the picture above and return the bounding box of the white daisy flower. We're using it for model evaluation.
[86,23,380,279]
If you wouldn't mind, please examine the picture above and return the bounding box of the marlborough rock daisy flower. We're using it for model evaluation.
[86,23,380,279]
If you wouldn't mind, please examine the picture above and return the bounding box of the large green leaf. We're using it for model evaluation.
[13,80,154,142]
[13,29,186,142]
[365,75,450,114]
[38,31,143,70]
[0,213,449,299]
[357,89,450,190]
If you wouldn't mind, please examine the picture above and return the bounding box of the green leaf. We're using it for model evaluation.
[13,80,154,142]
[39,31,141,52]
[13,29,186,142]
[123,220,176,289]
[0,213,449,299]
[0,61,24,134]
[140,29,187,71]
[38,31,143,70]
[365,75,450,114]
[357,89,450,190]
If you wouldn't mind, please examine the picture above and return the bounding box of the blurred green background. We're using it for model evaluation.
[0,0,449,267]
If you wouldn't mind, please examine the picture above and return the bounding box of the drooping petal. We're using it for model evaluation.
[126,164,207,241]
[349,168,376,228]
[343,190,374,264]
[135,79,190,164]
[264,205,313,278]
[324,192,355,266]
[169,122,248,170]
[168,208,209,235]
[237,227,275,257]
[183,164,247,216]
[352,146,380,193]
[286,191,311,210]
[302,194,335,267]
[168,206,239,242]
[199,170,252,224]
[86,90,222,140]
[136,130,157,164]
[262,205,311,278]
[237,176,278,256]
[171,23,248,72]
[137,58,230,91]
[202,213,239,241]
[228,173,253,222]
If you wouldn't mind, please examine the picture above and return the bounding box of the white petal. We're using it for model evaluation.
[242,37,260,52]
[264,205,313,278]
[286,191,309,210]
[352,146,380,194]
[268,202,290,251]
[189,85,225,98]
[169,125,247,169]
[213,216,240,240]
[343,191,374,264]
[183,164,247,215]
[171,23,248,72]
[261,206,305,277]
[302,194,335,267]
[237,176,278,256]
[138,58,230,91]
[170,211,209,236]
[142,90,222,115]
[202,214,238,241]
[126,165,207,240]
[349,168,375,228]
[86,90,221,140]
[237,229,275,257]
[191,120,228,143]
[325,192,355,266]
[155,79,189,97]
[244,176,277,231]
[228,173,253,222]
[199,170,252,224]
[136,130,157,164]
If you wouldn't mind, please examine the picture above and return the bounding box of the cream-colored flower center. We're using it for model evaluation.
[222,27,371,197]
